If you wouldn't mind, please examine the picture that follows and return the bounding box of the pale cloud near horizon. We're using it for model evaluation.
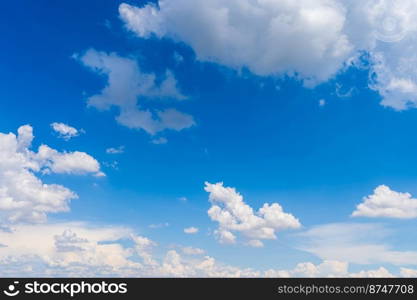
[352,185,417,219]
[297,222,417,266]
[120,0,417,110]
[0,221,403,277]
[106,146,125,154]
[0,125,103,224]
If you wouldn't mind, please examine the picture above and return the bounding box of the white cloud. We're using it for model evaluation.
[51,122,80,140]
[0,221,409,277]
[37,145,104,177]
[349,267,393,278]
[178,197,187,202]
[76,49,194,135]
[184,227,199,234]
[0,222,140,276]
[400,268,417,278]
[265,260,349,278]
[352,185,417,219]
[132,235,158,267]
[205,182,300,246]
[181,246,205,255]
[119,0,417,110]
[148,222,169,229]
[297,223,417,266]
[151,137,168,145]
[0,125,103,224]
[119,0,353,86]
[106,146,125,154]
[246,239,264,248]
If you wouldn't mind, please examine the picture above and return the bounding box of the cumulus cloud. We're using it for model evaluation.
[54,229,88,252]
[148,222,169,229]
[51,122,80,140]
[0,125,103,224]
[181,246,205,256]
[297,223,417,266]
[184,227,199,234]
[119,0,353,85]
[265,260,349,278]
[352,185,417,219]
[205,182,301,246]
[76,49,194,135]
[119,0,417,110]
[0,222,140,276]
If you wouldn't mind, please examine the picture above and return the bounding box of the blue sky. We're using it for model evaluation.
[2,0,417,277]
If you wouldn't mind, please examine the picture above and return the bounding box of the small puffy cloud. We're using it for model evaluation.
[151,137,168,145]
[181,246,205,256]
[106,146,125,154]
[184,227,199,234]
[76,49,194,135]
[205,182,301,246]
[119,0,417,111]
[0,125,103,224]
[51,122,80,140]
[400,268,417,278]
[352,185,417,219]
[54,229,88,252]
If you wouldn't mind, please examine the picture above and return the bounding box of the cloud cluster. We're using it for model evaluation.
[106,146,125,154]
[76,49,195,135]
[0,125,103,224]
[205,182,300,247]
[352,185,417,219]
[0,221,401,277]
[119,0,417,110]
[51,122,80,140]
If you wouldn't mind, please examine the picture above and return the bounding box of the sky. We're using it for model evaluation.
[2,0,417,277]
